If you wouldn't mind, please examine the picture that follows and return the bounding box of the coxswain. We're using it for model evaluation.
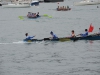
[36,12,40,17]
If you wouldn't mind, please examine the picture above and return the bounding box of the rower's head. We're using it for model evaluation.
[37,12,39,14]
[85,29,88,32]
[50,31,53,35]
[71,30,74,33]
[25,33,28,36]
[28,12,30,13]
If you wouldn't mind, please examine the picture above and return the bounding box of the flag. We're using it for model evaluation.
[88,23,94,32]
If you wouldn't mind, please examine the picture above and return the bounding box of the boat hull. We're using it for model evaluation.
[31,2,39,6]
[23,34,100,42]
[57,8,71,11]
[27,16,41,19]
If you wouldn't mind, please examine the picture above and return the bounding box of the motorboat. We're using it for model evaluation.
[74,0,100,6]
[31,0,39,6]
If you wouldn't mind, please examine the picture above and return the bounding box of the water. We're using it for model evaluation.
[0,0,100,75]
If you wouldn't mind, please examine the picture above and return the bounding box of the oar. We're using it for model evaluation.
[43,14,48,17]
[43,38,51,41]
[43,14,52,18]
[18,16,24,20]
[48,16,52,18]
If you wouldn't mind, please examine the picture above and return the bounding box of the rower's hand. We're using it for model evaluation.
[76,34,81,36]
[49,37,52,39]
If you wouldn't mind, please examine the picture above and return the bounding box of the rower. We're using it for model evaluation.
[25,33,35,40]
[27,12,31,17]
[71,30,75,37]
[50,31,58,39]
[36,12,39,17]
[57,6,60,11]
[80,29,88,37]
[96,28,100,35]
[98,28,100,34]
[33,13,37,18]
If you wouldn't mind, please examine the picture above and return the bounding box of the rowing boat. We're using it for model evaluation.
[23,34,100,42]
[27,16,41,19]
[57,8,71,11]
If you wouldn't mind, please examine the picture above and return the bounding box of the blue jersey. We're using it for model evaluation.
[81,32,88,37]
[52,34,58,39]
[26,36,35,40]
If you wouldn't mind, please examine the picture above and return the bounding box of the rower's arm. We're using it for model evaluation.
[80,33,87,37]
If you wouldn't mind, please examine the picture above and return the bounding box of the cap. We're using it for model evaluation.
[50,31,53,34]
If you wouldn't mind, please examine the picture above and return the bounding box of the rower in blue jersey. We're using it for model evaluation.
[50,31,58,39]
[25,33,35,40]
[80,29,88,37]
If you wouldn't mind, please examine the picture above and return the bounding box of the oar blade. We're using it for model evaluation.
[48,16,52,18]
[43,14,48,17]
[43,14,52,18]
[18,16,24,20]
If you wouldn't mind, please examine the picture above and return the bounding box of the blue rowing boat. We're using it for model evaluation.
[23,34,100,42]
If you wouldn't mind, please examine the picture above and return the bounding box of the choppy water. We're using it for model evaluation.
[0,0,100,75]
